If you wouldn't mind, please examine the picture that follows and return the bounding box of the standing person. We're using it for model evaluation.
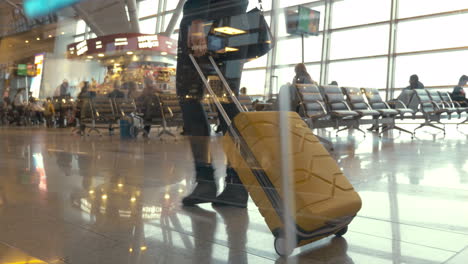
[292,63,316,85]
[43,97,55,127]
[136,84,161,137]
[451,75,468,106]
[177,0,249,207]
[60,79,70,96]
[405,74,424,90]
[13,88,27,125]
[76,82,91,134]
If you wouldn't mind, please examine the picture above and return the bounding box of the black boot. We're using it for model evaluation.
[182,165,217,206]
[212,167,248,208]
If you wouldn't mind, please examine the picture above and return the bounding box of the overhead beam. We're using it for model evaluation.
[162,0,184,36]
[126,0,140,33]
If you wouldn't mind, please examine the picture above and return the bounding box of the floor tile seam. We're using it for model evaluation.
[0,240,50,263]
[348,230,459,253]
[356,215,468,236]
[141,228,278,261]
[39,212,122,244]
[442,245,468,264]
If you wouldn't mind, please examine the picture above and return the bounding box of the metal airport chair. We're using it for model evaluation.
[342,87,381,130]
[426,90,458,120]
[412,89,447,134]
[296,84,333,150]
[361,88,414,138]
[438,91,468,127]
[158,94,183,129]
[320,85,361,136]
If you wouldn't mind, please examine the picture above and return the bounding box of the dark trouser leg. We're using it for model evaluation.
[180,100,217,206]
[213,79,249,208]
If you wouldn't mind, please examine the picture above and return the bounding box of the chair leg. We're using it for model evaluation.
[414,123,425,133]
[88,128,102,136]
[335,126,350,136]
[393,125,414,137]
[457,117,468,127]
[378,125,392,137]
[428,123,445,133]
[354,127,367,137]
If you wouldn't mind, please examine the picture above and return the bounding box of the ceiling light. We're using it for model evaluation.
[36,37,40,41]
[61,32,65,35]
[87,56,93,59]
[48,34,52,38]
[213,27,246,35]
[140,246,147,251]
[130,197,136,202]
[25,40,29,43]
[126,51,134,55]
[89,190,94,194]
[117,183,123,187]
[161,52,167,56]
[101,194,107,200]
[216,47,239,53]
[98,53,105,57]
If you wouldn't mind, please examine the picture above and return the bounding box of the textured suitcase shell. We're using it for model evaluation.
[223,111,362,246]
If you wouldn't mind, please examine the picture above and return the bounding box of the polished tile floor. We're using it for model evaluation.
[0,124,467,264]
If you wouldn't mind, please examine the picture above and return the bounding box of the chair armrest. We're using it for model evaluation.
[441,101,453,108]
[383,102,392,109]
[364,102,373,110]
[307,99,328,114]
[166,107,174,118]
[388,99,409,109]
[431,101,442,110]
[333,100,352,111]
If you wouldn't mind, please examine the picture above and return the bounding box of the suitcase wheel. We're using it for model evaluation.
[274,236,294,257]
[334,226,348,237]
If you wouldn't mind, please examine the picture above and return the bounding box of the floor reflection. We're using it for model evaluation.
[0,128,467,263]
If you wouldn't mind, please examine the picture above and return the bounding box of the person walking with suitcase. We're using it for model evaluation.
[177,0,249,208]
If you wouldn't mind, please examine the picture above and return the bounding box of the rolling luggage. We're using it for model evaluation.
[190,54,362,256]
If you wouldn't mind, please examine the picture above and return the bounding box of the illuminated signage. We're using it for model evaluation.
[138,35,159,49]
[17,64,27,76]
[76,40,88,56]
[96,41,103,49]
[30,53,45,98]
[115,38,128,46]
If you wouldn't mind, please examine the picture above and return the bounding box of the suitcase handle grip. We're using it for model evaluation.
[188,54,245,127]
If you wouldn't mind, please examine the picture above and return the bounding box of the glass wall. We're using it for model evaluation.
[74,0,468,95]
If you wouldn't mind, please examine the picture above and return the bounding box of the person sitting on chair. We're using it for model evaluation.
[451,75,468,107]
[404,74,424,90]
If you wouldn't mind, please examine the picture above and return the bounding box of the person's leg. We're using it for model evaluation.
[180,99,217,206]
[177,20,217,206]
[211,60,249,208]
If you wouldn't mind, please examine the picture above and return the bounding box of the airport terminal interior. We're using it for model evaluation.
[0,0,467,263]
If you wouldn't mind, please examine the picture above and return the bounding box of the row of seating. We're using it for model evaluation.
[296,85,468,139]
[81,97,137,135]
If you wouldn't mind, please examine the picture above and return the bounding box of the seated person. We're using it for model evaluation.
[451,75,468,106]
[107,81,125,99]
[292,63,317,85]
[404,74,424,90]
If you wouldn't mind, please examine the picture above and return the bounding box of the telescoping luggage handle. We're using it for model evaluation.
[188,54,246,128]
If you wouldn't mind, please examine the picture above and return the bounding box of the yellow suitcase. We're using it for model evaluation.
[190,55,362,256]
